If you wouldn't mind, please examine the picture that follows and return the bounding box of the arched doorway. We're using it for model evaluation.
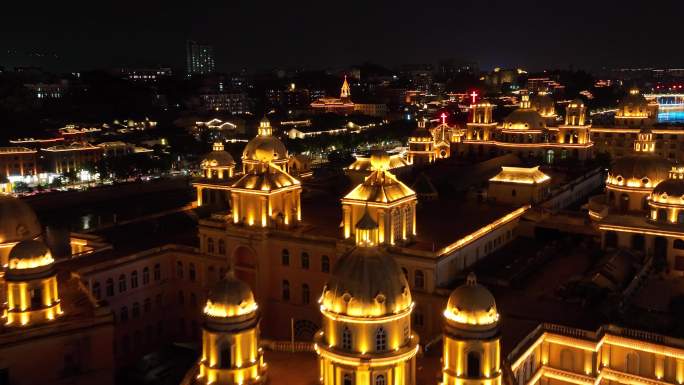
[294,319,319,341]
[467,351,481,377]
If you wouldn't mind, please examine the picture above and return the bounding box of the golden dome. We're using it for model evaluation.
[243,136,288,163]
[0,195,42,244]
[608,155,672,189]
[204,273,257,318]
[243,117,288,164]
[6,240,54,275]
[652,179,684,204]
[502,109,546,130]
[201,142,235,168]
[321,247,412,317]
[444,273,499,327]
[531,93,555,113]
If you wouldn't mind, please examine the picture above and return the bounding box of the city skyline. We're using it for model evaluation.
[3,1,684,72]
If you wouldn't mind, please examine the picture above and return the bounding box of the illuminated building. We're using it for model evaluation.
[187,271,266,385]
[0,198,114,384]
[586,128,684,275]
[315,211,419,385]
[614,88,658,127]
[310,76,355,114]
[186,40,216,76]
[341,151,417,245]
[408,118,436,164]
[230,117,301,228]
[41,141,103,174]
[488,166,551,205]
[441,273,501,385]
[0,147,38,178]
[4,240,62,326]
[460,92,593,162]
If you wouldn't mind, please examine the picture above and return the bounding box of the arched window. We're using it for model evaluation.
[218,239,226,254]
[375,374,386,385]
[467,351,481,377]
[302,284,310,304]
[92,281,101,300]
[321,255,330,273]
[176,261,183,278]
[131,271,138,289]
[142,267,150,284]
[132,302,140,318]
[414,270,424,289]
[282,280,290,301]
[511,189,517,197]
[375,328,387,351]
[154,263,161,280]
[301,252,309,269]
[342,327,352,350]
[282,249,290,266]
[343,373,353,385]
[120,306,128,322]
[118,274,127,293]
[189,263,196,281]
[675,239,684,250]
[658,208,667,222]
[144,298,151,313]
[106,278,114,296]
[207,238,215,253]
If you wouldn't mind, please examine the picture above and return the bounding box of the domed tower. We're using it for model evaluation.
[242,117,289,173]
[648,167,684,224]
[341,150,417,245]
[195,142,237,207]
[558,98,591,147]
[202,142,236,180]
[4,240,62,326]
[441,273,501,385]
[408,119,435,165]
[615,88,658,127]
[315,214,419,385]
[194,272,265,385]
[230,117,302,228]
[467,100,497,141]
[605,127,672,212]
[0,195,42,267]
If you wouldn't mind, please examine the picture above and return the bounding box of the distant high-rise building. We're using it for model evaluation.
[185,40,215,77]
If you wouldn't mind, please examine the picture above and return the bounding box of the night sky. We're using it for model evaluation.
[3,0,684,72]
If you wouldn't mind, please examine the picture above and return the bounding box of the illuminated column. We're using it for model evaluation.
[343,205,351,238]
[260,196,268,227]
[231,192,240,223]
[197,186,204,207]
[412,201,417,236]
[196,272,266,385]
[218,169,224,179]
[295,189,301,222]
[378,210,385,244]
